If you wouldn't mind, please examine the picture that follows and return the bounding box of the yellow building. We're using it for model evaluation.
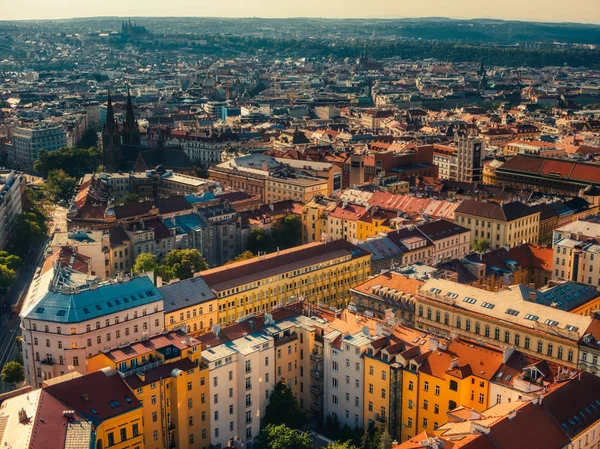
[398,339,503,442]
[199,240,372,325]
[302,195,338,244]
[414,278,591,369]
[327,203,367,242]
[356,209,394,241]
[454,200,540,250]
[265,176,328,204]
[160,276,219,335]
[44,368,144,449]
[88,329,210,449]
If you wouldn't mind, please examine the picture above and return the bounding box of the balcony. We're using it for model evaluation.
[310,384,323,395]
[310,401,323,412]
[374,413,387,423]
[310,352,323,362]
[310,369,322,379]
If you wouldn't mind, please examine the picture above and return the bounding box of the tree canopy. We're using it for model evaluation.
[472,238,491,254]
[33,146,102,179]
[43,169,78,203]
[254,424,313,449]
[133,253,159,275]
[11,206,48,257]
[121,192,141,204]
[1,361,24,384]
[247,214,302,254]
[262,380,307,430]
[225,250,256,265]
[134,249,209,282]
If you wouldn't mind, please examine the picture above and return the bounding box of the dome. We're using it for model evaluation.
[155,164,166,175]
[104,204,116,219]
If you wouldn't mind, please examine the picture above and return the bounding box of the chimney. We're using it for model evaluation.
[18,408,28,423]
[503,346,516,363]
[449,358,458,369]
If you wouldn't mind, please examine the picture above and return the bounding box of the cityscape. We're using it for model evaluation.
[1,4,600,449]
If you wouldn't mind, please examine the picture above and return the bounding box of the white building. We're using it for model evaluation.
[0,170,24,250]
[324,327,376,429]
[202,329,275,448]
[13,124,66,168]
[20,268,165,388]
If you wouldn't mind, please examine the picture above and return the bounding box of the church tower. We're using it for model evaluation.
[102,93,121,172]
[122,88,141,146]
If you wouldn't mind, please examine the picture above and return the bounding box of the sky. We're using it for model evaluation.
[2,0,599,24]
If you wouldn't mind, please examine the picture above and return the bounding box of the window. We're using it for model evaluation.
[120,428,127,442]
[494,328,500,340]
[407,418,413,428]
[479,393,484,404]
[132,423,139,437]
[537,341,543,353]
[449,380,458,392]
[188,382,192,391]
[108,433,115,446]
[189,434,195,444]
[423,399,429,410]
[434,404,439,414]
[435,385,440,396]
[524,336,530,349]
[424,381,429,392]
[152,412,157,422]
[188,398,193,409]
[188,416,193,427]
[423,418,428,428]
[408,381,414,391]
[449,400,457,410]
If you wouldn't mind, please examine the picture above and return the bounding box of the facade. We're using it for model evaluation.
[0,170,25,250]
[552,221,600,286]
[265,176,328,204]
[13,124,66,169]
[87,330,210,449]
[454,200,540,249]
[455,135,485,183]
[20,270,165,388]
[302,195,339,244]
[199,240,371,325]
[414,278,590,369]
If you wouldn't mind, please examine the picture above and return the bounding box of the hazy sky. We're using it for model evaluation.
[2,0,599,24]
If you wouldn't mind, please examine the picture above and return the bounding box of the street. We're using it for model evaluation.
[0,205,66,389]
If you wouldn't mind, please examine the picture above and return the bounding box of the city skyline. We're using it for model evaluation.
[3,0,600,24]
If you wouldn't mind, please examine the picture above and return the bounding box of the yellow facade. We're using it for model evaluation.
[88,332,210,449]
[302,197,337,244]
[202,242,372,325]
[265,177,328,204]
[356,217,390,241]
[96,408,144,449]
[165,299,219,335]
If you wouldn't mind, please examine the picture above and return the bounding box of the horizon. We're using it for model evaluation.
[3,0,599,25]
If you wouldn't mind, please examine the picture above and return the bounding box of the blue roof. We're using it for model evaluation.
[164,213,207,234]
[24,277,162,324]
[185,192,216,204]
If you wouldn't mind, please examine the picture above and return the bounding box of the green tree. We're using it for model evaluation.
[0,264,17,296]
[133,253,159,275]
[12,209,48,257]
[34,147,102,179]
[262,380,306,429]
[328,442,359,449]
[378,431,392,449]
[121,192,141,203]
[247,228,276,254]
[254,424,313,449]
[472,238,490,254]
[225,250,256,265]
[1,361,24,384]
[44,169,77,202]
[161,249,208,281]
[273,214,302,249]
[0,251,22,271]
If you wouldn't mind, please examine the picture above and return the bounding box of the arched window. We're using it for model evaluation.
[484,325,490,337]
[418,305,424,317]
[444,313,450,325]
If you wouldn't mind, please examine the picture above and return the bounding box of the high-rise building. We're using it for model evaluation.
[455,134,485,183]
[0,169,25,250]
[13,124,66,169]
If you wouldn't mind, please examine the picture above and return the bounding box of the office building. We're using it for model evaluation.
[13,124,66,169]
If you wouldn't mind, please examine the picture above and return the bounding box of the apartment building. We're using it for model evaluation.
[301,195,338,244]
[265,176,328,204]
[50,229,108,279]
[20,269,165,388]
[415,219,471,264]
[430,136,486,183]
[199,240,372,325]
[552,221,600,286]
[198,327,274,448]
[88,330,210,449]
[454,200,540,249]
[0,169,25,250]
[44,368,144,449]
[13,124,66,168]
[327,203,368,242]
[160,276,218,335]
[414,279,591,369]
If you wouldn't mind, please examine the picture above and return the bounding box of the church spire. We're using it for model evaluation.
[105,91,116,132]
[122,86,140,146]
[125,87,135,127]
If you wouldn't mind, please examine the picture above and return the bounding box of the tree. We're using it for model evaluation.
[273,214,302,249]
[472,238,490,254]
[0,264,17,296]
[254,424,313,449]
[161,249,208,281]
[34,147,102,179]
[44,169,77,202]
[133,253,159,275]
[328,443,359,449]
[121,192,141,204]
[247,228,276,254]
[12,209,48,257]
[225,250,256,265]
[378,431,393,449]
[1,361,24,384]
[0,251,21,271]
[262,380,306,430]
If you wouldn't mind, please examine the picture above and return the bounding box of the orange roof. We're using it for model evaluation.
[352,271,423,297]
[329,203,367,220]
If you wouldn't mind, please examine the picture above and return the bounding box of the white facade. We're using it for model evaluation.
[204,332,275,448]
[324,329,374,429]
[13,125,66,168]
[20,270,165,388]
[0,170,24,250]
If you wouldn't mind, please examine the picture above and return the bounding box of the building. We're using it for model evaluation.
[87,329,210,449]
[455,135,485,183]
[160,276,218,334]
[552,221,600,286]
[198,240,372,325]
[454,200,540,249]
[415,219,471,264]
[265,176,328,204]
[302,195,338,244]
[50,229,107,279]
[20,269,165,388]
[414,278,591,369]
[0,169,25,250]
[13,124,66,169]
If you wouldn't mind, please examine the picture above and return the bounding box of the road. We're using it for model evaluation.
[0,205,66,387]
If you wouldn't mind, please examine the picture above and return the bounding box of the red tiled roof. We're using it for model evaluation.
[104,329,198,363]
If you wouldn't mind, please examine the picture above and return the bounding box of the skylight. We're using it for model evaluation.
[524,314,539,321]
[463,297,477,304]
[481,302,495,309]
[544,319,559,327]
[505,308,520,316]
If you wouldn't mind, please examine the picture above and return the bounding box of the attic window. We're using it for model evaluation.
[109,400,120,408]
[124,396,132,403]
[107,302,114,307]
[565,325,579,332]
[95,305,102,311]
[544,319,559,327]
[35,307,44,314]
[146,290,155,297]
[505,308,520,316]
[481,302,495,309]
[447,292,459,299]
[56,310,66,317]
[90,408,98,415]
[463,297,477,304]
[115,299,121,305]
[123,297,129,303]
[429,288,442,294]
[524,314,539,321]
[83,308,90,314]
